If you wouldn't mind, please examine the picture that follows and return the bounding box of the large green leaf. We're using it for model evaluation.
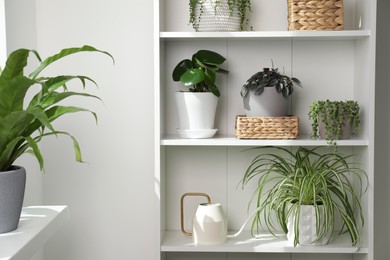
[24,106,98,138]
[29,45,114,79]
[0,49,40,80]
[0,76,36,119]
[0,136,43,171]
[193,50,226,65]
[42,75,97,92]
[29,75,98,108]
[180,68,206,86]
[172,59,193,81]
[0,111,34,151]
[39,91,101,109]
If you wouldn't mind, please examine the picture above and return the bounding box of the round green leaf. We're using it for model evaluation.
[172,59,193,81]
[180,68,205,86]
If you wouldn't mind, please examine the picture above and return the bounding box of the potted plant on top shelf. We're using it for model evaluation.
[172,49,228,138]
[240,65,302,117]
[189,0,252,32]
[0,45,113,233]
[241,146,367,247]
[308,100,361,145]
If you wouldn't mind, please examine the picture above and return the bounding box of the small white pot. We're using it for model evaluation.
[243,87,289,117]
[195,0,241,32]
[175,92,218,138]
[287,205,331,246]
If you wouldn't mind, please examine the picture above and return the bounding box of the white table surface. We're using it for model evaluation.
[0,206,69,260]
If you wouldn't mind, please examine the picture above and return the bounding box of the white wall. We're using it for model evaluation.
[5,0,155,259]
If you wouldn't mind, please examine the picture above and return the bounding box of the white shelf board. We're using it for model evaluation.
[160,30,371,41]
[0,206,69,260]
[161,230,368,254]
[161,134,369,146]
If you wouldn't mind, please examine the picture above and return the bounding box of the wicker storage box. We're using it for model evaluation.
[235,115,299,139]
[287,0,344,31]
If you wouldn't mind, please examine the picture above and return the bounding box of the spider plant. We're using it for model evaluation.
[241,146,367,246]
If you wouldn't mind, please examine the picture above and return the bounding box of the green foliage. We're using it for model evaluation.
[172,49,228,97]
[241,146,367,246]
[0,45,114,171]
[189,0,251,31]
[309,100,360,145]
[241,65,302,99]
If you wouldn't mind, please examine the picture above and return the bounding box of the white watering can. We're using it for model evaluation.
[180,192,259,245]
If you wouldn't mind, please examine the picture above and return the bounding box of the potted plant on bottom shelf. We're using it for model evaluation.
[309,100,361,145]
[0,45,113,233]
[189,0,252,32]
[172,49,228,139]
[240,146,367,246]
[240,65,302,117]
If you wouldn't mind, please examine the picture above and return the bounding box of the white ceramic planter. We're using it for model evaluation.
[195,0,241,32]
[287,205,331,246]
[175,92,218,138]
[243,87,289,117]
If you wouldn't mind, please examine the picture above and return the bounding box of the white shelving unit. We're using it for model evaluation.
[154,1,376,260]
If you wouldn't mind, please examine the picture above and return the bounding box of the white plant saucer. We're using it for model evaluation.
[176,129,218,139]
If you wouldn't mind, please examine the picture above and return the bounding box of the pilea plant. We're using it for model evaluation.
[172,49,228,97]
[240,65,302,98]
[309,100,360,145]
[189,0,252,31]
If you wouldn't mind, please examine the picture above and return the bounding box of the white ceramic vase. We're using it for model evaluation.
[175,92,218,138]
[243,87,289,117]
[287,205,331,246]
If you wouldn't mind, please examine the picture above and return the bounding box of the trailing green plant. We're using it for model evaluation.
[0,45,114,171]
[309,100,360,145]
[240,64,302,99]
[189,0,252,31]
[172,49,228,97]
[241,146,367,246]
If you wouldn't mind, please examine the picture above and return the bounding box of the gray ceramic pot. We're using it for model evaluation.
[0,166,26,233]
[243,87,289,117]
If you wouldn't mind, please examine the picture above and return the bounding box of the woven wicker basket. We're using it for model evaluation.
[287,0,344,31]
[235,115,299,139]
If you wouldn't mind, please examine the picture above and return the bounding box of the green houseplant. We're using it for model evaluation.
[241,146,367,246]
[172,49,228,97]
[189,0,252,32]
[309,100,360,145]
[0,45,113,233]
[172,49,228,138]
[240,65,302,117]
